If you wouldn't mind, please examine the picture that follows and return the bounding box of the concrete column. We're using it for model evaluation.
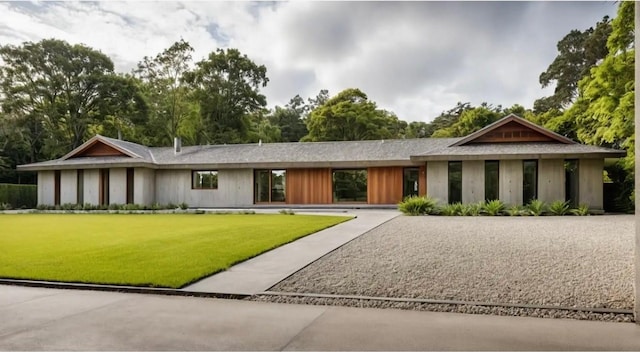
[426,161,448,204]
[462,160,484,203]
[499,159,523,206]
[37,171,55,205]
[83,169,100,205]
[109,168,127,204]
[538,159,565,204]
[134,168,156,206]
[59,170,78,204]
[578,158,603,210]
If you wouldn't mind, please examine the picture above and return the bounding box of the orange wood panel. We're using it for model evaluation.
[367,167,404,204]
[73,142,126,158]
[471,121,555,144]
[286,168,333,204]
[419,165,427,196]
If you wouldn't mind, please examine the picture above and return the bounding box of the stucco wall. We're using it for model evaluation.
[579,158,604,210]
[109,168,127,204]
[499,159,523,205]
[537,159,565,204]
[155,169,253,207]
[134,168,155,206]
[83,169,100,205]
[462,160,484,203]
[37,171,55,205]
[60,170,78,204]
[426,161,448,204]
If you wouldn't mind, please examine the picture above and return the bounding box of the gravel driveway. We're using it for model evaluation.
[257,215,634,321]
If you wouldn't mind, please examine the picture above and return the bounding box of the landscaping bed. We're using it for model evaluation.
[0,213,350,288]
[254,215,634,322]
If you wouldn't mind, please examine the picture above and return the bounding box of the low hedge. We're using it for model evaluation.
[0,183,37,209]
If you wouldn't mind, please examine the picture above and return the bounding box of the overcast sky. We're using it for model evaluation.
[0,1,618,123]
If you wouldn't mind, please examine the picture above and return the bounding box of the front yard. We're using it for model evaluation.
[0,213,350,288]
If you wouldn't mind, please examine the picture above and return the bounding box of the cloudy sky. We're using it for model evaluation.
[0,1,618,123]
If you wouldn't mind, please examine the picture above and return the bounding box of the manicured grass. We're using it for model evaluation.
[0,214,350,288]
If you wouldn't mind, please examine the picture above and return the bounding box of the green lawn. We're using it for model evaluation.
[0,213,350,288]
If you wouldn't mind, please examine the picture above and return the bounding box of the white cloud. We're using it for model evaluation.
[0,1,618,122]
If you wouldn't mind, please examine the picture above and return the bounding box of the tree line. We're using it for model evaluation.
[0,2,634,207]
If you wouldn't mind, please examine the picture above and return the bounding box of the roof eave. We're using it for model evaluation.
[410,151,626,162]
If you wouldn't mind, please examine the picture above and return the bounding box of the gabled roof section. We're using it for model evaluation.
[451,114,576,147]
[61,135,143,160]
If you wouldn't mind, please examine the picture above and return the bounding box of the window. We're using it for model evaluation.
[403,168,419,198]
[54,170,61,206]
[565,160,579,207]
[254,169,286,203]
[333,169,367,203]
[523,160,538,204]
[448,161,462,204]
[77,170,84,204]
[126,168,134,204]
[484,161,499,201]
[192,170,218,189]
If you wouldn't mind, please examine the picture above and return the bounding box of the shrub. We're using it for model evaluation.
[548,200,570,215]
[506,204,526,216]
[398,196,438,216]
[123,203,141,211]
[179,202,189,210]
[440,202,464,216]
[0,183,37,209]
[526,199,546,216]
[482,199,505,216]
[461,202,482,216]
[571,203,590,216]
[0,202,12,210]
[279,209,295,215]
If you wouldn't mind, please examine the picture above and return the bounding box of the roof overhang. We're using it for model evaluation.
[60,135,142,160]
[410,151,627,162]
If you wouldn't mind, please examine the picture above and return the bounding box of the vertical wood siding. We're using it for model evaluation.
[367,167,403,204]
[286,168,333,204]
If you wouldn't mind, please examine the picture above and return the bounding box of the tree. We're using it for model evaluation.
[185,48,269,144]
[534,16,612,112]
[134,39,199,146]
[267,95,308,142]
[0,39,147,160]
[302,88,405,142]
[431,104,503,137]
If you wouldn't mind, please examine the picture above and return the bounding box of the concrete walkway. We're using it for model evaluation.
[1,285,639,350]
[184,210,399,295]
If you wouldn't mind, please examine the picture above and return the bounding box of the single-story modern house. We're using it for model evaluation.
[18,114,625,210]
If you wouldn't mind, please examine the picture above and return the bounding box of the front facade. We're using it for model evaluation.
[19,115,625,210]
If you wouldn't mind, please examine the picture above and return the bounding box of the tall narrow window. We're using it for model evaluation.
[99,169,109,206]
[448,161,462,204]
[484,161,499,201]
[332,169,367,203]
[77,170,84,204]
[523,160,538,204]
[565,160,579,207]
[403,168,419,198]
[254,169,286,203]
[126,168,135,204]
[54,170,61,206]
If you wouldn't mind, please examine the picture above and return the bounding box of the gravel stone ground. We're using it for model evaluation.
[253,215,634,321]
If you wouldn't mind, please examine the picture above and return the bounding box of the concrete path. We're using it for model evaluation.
[183,210,399,295]
[1,285,639,351]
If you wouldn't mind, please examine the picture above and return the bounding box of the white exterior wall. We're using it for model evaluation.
[155,169,253,207]
[109,168,127,204]
[60,170,78,204]
[37,171,55,205]
[134,168,155,206]
[579,158,604,210]
[462,160,484,203]
[538,159,565,204]
[426,161,448,204]
[83,169,100,205]
[499,159,523,205]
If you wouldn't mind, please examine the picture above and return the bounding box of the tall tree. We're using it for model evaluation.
[185,48,269,144]
[267,95,308,142]
[134,39,199,146]
[535,16,612,112]
[431,104,503,137]
[302,88,404,142]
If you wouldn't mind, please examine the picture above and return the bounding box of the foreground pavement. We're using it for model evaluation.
[184,210,400,295]
[1,285,639,351]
